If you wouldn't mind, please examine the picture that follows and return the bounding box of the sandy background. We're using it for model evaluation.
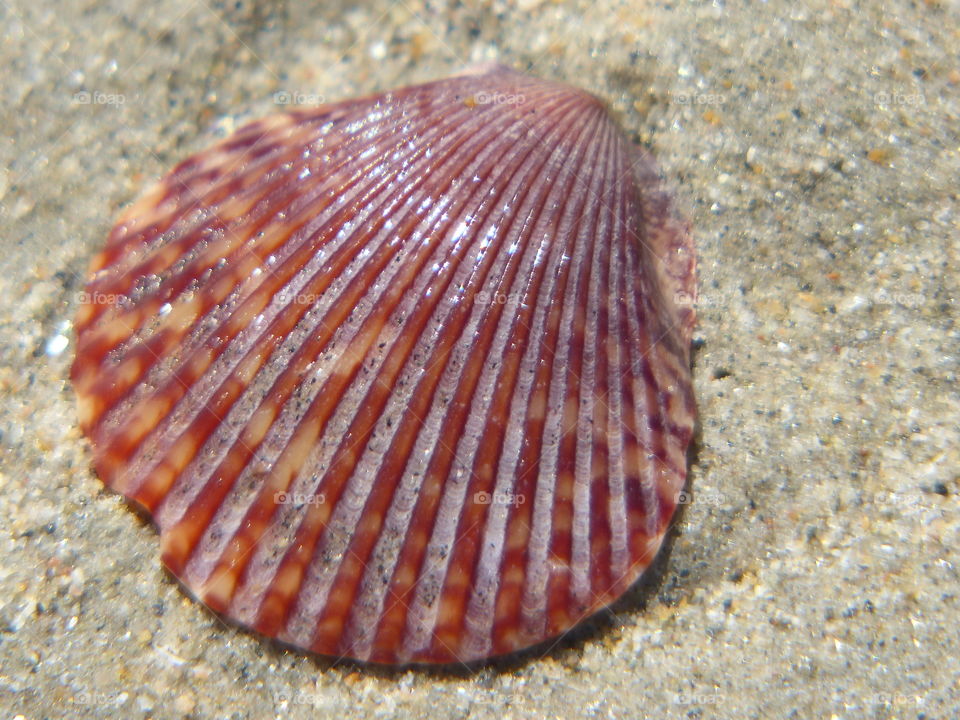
[1,0,958,718]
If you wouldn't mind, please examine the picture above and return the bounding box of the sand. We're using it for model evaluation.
[1,0,958,718]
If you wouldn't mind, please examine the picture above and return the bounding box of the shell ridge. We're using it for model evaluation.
[231,90,584,648]
[539,109,625,637]
[77,88,448,370]
[600,150,633,590]
[182,98,546,604]
[621,209,679,554]
[454,106,616,660]
[84,114,305,302]
[77,126,381,441]
[421,141,598,657]
[570,125,626,616]
[81,92,463,439]
[482,116,616,651]
[117,93,497,516]
[395,99,609,662]
[283,142,547,650]
[78,112,351,339]
[308,93,596,655]
[352,97,596,664]
[517,105,622,642]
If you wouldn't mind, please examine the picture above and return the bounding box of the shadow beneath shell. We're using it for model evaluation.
[233,520,686,680]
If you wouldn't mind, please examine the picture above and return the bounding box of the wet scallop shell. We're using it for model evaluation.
[72,64,696,666]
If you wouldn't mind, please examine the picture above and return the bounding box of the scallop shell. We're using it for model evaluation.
[72,64,696,666]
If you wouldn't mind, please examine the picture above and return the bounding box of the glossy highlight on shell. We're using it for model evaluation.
[71,64,696,666]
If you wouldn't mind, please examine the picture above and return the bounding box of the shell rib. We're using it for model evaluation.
[71,64,696,666]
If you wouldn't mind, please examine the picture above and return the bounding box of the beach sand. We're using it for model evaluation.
[1,0,957,717]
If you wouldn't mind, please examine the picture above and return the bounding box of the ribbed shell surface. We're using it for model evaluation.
[71,65,696,666]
